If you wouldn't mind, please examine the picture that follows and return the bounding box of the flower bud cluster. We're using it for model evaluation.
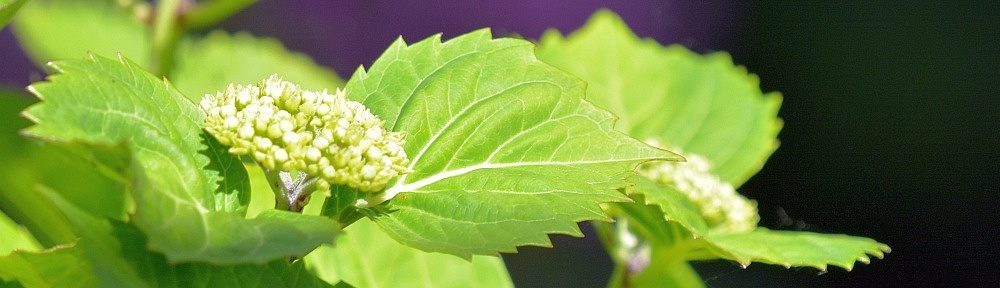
[201,75,410,192]
[639,143,758,233]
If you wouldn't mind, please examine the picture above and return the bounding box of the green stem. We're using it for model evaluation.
[152,0,182,75]
[185,0,257,29]
[263,169,321,213]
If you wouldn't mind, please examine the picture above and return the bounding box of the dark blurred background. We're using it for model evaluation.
[2,1,997,287]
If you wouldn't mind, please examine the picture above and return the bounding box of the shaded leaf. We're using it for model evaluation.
[344,29,677,257]
[305,218,512,288]
[0,244,97,288]
[9,189,334,288]
[202,133,251,215]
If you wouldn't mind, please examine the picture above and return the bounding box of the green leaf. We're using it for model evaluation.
[705,229,892,271]
[0,0,26,28]
[15,189,334,288]
[305,218,513,288]
[0,92,128,247]
[622,183,889,272]
[23,54,337,264]
[344,29,677,257]
[12,0,150,68]
[631,256,704,288]
[171,31,344,102]
[0,210,40,256]
[537,10,782,185]
[0,244,98,288]
[202,133,251,215]
[625,177,708,236]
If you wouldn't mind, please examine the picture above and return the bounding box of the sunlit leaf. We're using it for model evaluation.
[0,210,39,256]
[22,54,337,264]
[706,229,892,271]
[344,29,677,257]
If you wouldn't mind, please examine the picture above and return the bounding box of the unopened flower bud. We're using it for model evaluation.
[201,75,411,192]
[638,141,759,233]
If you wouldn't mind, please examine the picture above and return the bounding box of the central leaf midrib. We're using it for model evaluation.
[388,158,652,195]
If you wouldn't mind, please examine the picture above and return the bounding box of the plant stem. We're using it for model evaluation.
[185,0,257,30]
[263,169,319,213]
[152,0,182,75]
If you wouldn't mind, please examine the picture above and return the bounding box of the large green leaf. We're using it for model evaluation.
[22,54,337,264]
[305,218,512,288]
[12,0,150,67]
[171,31,344,102]
[343,29,677,257]
[537,10,782,185]
[0,0,26,28]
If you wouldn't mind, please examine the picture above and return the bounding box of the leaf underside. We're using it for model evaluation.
[343,29,677,257]
[23,54,337,264]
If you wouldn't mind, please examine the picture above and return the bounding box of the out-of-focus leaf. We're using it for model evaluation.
[22,54,337,264]
[0,244,97,288]
[0,211,39,256]
[171,32,343,102]
[537,10,782,185]
[6,188,335,288]
[0,0,26,28]
[305,218,512,288]
[344,29,677,257]
[12,0,150,67]
[0,92,85,247]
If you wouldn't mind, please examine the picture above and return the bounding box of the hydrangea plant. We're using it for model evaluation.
[0,2,887,287]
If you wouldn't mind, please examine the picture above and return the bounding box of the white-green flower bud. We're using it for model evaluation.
[638,141,759,233]
[201,75,411,192]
